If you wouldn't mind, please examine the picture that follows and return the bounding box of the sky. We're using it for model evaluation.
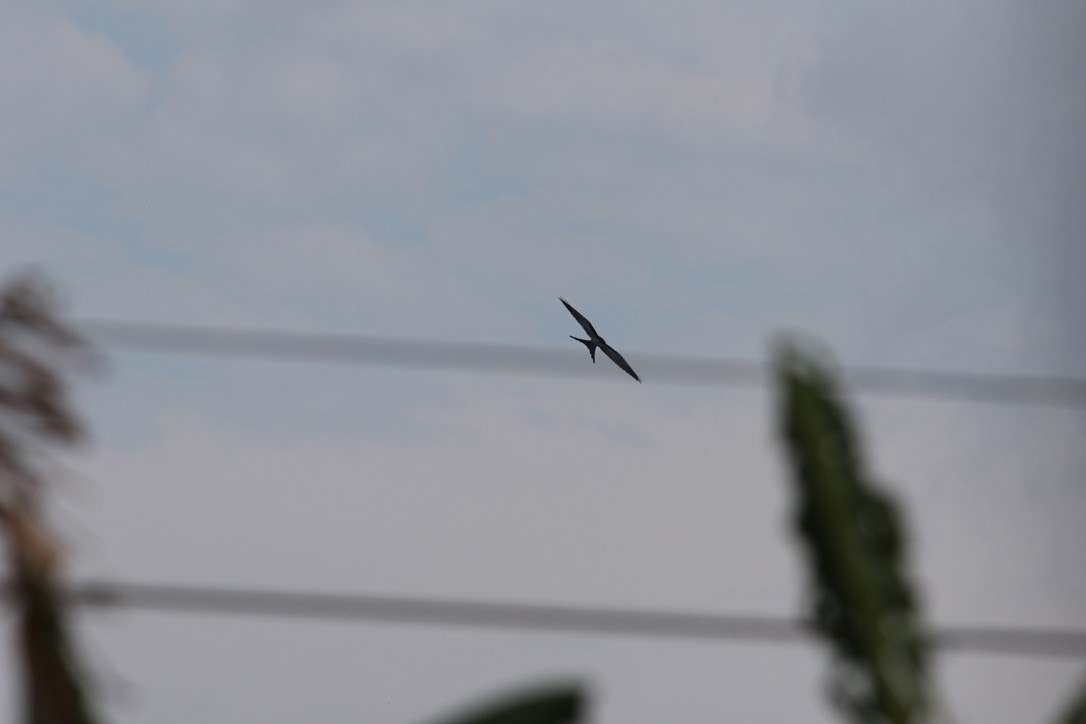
[1,0,1084,722]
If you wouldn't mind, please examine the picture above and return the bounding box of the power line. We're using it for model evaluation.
[42,580,1086,660]
[79,319,1086,408]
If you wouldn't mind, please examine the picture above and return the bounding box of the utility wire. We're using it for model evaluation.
[79,320,1086,408]
[28,580,1086,660]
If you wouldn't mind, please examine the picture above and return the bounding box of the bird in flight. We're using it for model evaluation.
[560,297,641,382]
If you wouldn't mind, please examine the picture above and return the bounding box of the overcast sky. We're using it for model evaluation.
[2,1,1084,722]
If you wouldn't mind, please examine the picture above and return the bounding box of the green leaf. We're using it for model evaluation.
[774,339,931,724]
[0,272,101,724]
[1056,677,1086,724]
[428,684,584,724]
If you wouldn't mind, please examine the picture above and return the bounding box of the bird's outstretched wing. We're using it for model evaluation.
[600,343,641,382]
[559,298,598,338]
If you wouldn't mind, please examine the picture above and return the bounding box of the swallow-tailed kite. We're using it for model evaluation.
[560,297,641,382]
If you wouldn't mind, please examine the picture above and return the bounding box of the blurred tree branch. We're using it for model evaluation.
[429,684,583,724]
[775,339,931,724]
[1056,678,1086,724]
[0,271,101,724]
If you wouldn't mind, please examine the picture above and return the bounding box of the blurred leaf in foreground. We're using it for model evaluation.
[775,338,931,724]
[426,683,584,724]
[1057,677,1086,724]
[0,271,101,724]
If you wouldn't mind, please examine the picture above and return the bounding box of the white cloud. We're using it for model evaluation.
[0,3,147,180]
[805,0,1086,358]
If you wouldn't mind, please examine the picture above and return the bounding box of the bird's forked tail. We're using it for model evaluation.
[570,336,597,362]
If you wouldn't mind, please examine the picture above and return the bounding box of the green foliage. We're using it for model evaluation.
[429,684,584,724]
[774,340,930,724]
[11,548,102,724]
[1057,678,1086,724]
[0,271,101,724]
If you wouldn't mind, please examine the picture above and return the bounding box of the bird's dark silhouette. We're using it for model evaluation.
[560,297,641,382]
